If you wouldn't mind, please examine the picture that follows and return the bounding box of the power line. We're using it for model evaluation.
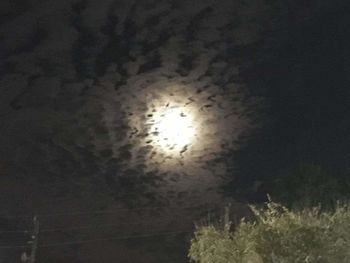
[0,203,218,219]
[0,214,33,219]
[0,207,222,235]
[39,229,192,248]
[0,206,227,249]
[0,230,30,234]
[0,229,192,249]
[1,220,179,234]
[37,204,213,217]
[0,189,211,213]
[0,244,31,249]
[40,221,185,233]
[0,218,189,234]
[36,206,172,217]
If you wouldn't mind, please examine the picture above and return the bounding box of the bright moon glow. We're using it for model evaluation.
[150,108,195,151]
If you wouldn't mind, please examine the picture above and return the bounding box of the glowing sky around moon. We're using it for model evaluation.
[149,107,195,151]
[103,73,259,175]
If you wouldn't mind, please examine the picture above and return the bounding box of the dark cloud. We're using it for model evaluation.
[0,1,270,260]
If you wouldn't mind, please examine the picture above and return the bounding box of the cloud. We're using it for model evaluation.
[0,0,266,199]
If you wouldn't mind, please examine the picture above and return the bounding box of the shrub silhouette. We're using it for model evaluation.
[268,163,350,210]
[189,199,350,263]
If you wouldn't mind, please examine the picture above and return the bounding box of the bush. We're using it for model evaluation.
[189,199,350,263]
[266,163,350,210]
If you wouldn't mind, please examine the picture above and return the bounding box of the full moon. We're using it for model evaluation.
[149,107,195,152]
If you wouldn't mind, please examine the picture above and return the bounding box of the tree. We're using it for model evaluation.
[189,199,350,263]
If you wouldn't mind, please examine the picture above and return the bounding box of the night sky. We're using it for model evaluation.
[1,0,349,262]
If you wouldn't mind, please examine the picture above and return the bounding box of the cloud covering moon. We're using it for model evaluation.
[0,0,267,205]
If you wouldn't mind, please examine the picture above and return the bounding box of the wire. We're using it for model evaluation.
[0,206,221,235]
[0,244,30,249]
[0,230,30,234]
[0,203,217,219]
[39,229,192,247]
[0,218,193,234]
[40,221,187,233]
[0,214,33,219]
[0,229,192,249]
[0,229,189,249]
[37,204,213,217]
[36,206,173,217]
[0,205,226,249]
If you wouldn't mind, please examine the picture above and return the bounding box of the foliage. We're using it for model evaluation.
[267,163,350,210]
[189,199,350,263]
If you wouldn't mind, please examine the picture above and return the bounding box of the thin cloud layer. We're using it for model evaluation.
[0,0,267,201]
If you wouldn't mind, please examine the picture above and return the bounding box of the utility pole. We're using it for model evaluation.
[29,216,39,263]
[224,203,231,231]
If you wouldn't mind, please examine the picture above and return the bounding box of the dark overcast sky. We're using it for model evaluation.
[0,0,266,210]
[233,0,350,191]
[0,0,349,262]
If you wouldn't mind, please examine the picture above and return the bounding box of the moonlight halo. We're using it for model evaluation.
[149,107,195,152]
